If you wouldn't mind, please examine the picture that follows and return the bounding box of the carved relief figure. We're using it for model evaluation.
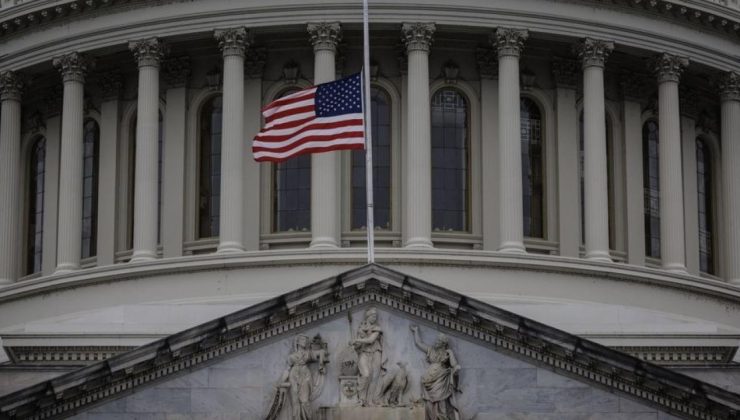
[266,334,329,420]
[351,307,384,405]
[377,361,409,407]
[410,325,461,420]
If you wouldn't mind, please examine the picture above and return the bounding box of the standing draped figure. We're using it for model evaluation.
[352,307,384,405]
[410,325,461,420]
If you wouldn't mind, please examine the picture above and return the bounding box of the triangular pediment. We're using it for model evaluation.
[1,264,739,420]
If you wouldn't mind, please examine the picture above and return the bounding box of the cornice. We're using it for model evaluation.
[0,264,738,419]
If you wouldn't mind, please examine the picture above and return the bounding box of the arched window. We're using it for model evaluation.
[643,120,660,258]
[352,87,391,230]
[521,97,544,238]
[198,96,222,239]
[579,113,614,248]
[127,112,164,248]
[273,88,311,233]
[696,138,715,274]
[26,137,46,275]
[431,88,469,232]
[81,119,100,259]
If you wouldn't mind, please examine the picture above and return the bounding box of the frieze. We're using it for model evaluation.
[2,265,738,420]
[401,22,436,54]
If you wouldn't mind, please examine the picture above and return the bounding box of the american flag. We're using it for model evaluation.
[253,73,366,162]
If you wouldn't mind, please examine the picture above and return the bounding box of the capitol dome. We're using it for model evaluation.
[0,0,739,418]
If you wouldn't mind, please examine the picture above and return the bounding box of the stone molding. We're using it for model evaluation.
[475,47,498,80]
[162,56,191,88]
[214,27,250,58]
[96,71,123,101]
[52,52,91,84]
[128,37,166,68]
[719,71,740,101]
[552,57,579,89]
[650,52,690,83]
[575,37,614,69]
[1,264,738,420]
[401,22,435,54]
[5,346,134,365]
[493,27,528,58]
[307,22,341,53]
[614,346,738,365]
[0,71,23,101]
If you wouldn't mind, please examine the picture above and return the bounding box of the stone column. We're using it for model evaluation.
[129,38,166,262]
[0,71,23,284]
[215,27,250,253]
[552,58,580,258]
[162,57,191,258]
[53,52,90,273]
[719,71,740,284]
[307,22,342,249]
[493,28,528,253]
[401,22,435,249]
[577,38,614,262]
[651,53,689,273]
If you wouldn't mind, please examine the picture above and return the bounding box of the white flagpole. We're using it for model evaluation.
[362,0,375,264]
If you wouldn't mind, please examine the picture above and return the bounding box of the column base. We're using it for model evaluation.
[54,262,80,275]
[216,242,245,254]
[310,237,339,249]
[498,241,526,254]
[662,262,688,274]
[130,250,158,263]
[585,250,612,263]
[404,237,433,249]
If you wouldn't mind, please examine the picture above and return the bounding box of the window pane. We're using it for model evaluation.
[81,119,100,258]
[643,120,660,258]
[521,98,543,238]
[199,96,223,238]
[26,138,46,275]
[696,139,715,274]
[352,87,392,230]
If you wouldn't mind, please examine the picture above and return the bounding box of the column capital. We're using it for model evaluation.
[129,37,167,68]
[214,27,250,58]
[719,71,740,102]
[649,52,689,83]
[97,70,123,101]
[492,28,528,58]
[401,22,435,54]
[0,71,23,101]
[575,38,614,69]
[163,56,191,88]
[475,47,498,80]
[307,22,342,53]
[551,57,579,89]
[52,52,92,83]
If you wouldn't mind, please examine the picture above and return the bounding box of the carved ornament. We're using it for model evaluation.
[475,47,497,80]
[649,52,689,83]
[620,72,649,101]
[245,47,267,79]
[719,71,740,102]
[97,71,123,100]
[492,27,528,58]
[128,37,167,68]
[401,22,435,54]
[52,52,92,83]
[551,57,578,89]
[0,71,23,101]
[214,27,250,57]
[307,22,342,53]
[163,56,191,88]
[575,37,614,68]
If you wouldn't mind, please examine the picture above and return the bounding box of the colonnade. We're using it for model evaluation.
[0,23,738,284]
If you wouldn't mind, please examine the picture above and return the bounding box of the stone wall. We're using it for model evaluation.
[65,308,684,419]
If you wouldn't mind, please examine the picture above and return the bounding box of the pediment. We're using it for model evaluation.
[1,264,738,420]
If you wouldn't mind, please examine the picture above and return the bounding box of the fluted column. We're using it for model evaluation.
[0,72,23,283]
[215,27,249,253]
[307,22,342,248]
[651,53,689,272]
[577,38,614,262]
[53,53,90,273]
[402,22,435,248]
[129,38,166,262]
[494,28,528,253]
[720,71,740,284]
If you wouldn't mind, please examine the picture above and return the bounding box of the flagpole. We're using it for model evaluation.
[362,0,375,264]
